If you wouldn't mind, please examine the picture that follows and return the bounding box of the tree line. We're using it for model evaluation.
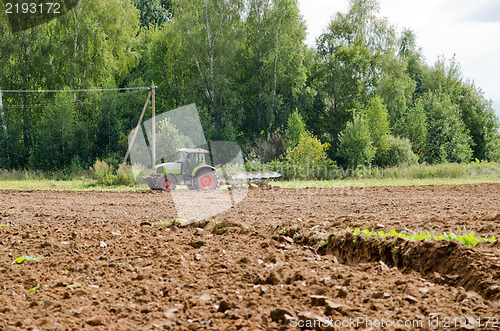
[1,0,499,172]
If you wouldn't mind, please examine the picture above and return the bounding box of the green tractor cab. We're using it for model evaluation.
[142,148,220,190]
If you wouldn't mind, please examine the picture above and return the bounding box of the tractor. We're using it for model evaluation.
[142,148,220,190]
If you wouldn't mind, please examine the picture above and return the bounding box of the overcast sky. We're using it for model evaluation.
[298,0,500,118]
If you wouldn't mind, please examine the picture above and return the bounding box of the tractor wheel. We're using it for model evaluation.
[158,175,176,191]
[195,172,217,190]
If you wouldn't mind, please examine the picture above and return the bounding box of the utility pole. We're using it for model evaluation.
[121,84,158,168]
[122,91,152,167]
[152,83,156,167]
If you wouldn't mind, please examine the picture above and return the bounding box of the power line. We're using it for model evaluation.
[1,89,146,109]
[0,86,152,93]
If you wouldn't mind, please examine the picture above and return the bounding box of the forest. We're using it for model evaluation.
[1,0,499,177]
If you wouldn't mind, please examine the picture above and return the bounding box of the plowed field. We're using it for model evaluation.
[1,184,499,330]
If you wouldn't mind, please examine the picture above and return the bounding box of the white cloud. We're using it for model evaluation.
[298,0,347,47]
[462,0,500,23]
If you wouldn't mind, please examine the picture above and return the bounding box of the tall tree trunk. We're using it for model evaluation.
[22,30,31,157]
[0,86,6,137]
[270,28,280,131]
[0,86,10,166]
[205,0,216,125]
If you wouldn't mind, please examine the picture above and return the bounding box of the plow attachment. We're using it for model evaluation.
[223,171,281,188]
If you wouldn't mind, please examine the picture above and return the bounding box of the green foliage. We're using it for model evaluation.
[28,284,40,292]
[362,96,390,165]
[115,164,136,186]
[28,92,77,170]
[358,160,500,180]
[91,160,115,186]
[285,131,334,179]
[91,160,135,186]
[449,80,500,161]
[338,114,376,167]
[1,0,499,173]
[0,0,140,169]
[66,283,83,289]
[15,256,41,264]
[134,0,172,28]
[163,0,245,140]
[211,222,236,233]
[348,227,497,247]
[381,135,418,167]
[238,0,308,136]
[397,101,428,159]
[420,93,473,163]
[485,135,500,162]
[155,118,184,162]
[249,130,286,164]
[285,110,307,148]
[316,0,396,149]
[378,53,415,125]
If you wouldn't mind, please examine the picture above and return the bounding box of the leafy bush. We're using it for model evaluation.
[244,152,265,172]
[485,134,500,162]
[115,164,136,186]
[91,160,135,186]
[91,160,115,186]
[244,132,338,180]
[285,131,335,179]
[338,114,377,167]
[68,155,84,174]
[101,153,122,172]
[381,135,418,167]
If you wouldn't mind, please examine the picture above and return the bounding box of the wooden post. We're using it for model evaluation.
[122,91,152,166]
[152,84,156,167]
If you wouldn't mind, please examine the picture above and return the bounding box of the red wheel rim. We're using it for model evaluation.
[162,179,173,190]
[200,174,214,189]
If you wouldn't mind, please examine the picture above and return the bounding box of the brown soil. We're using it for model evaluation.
[1,183,500,330]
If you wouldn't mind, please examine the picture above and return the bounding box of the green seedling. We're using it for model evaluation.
[348,227,497,247]
[212,222,234,231]
[66,283,83,289]
[28,284,40,292]
[15,256,42,264]
[156,218,196,228]
[154,220,169,228]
